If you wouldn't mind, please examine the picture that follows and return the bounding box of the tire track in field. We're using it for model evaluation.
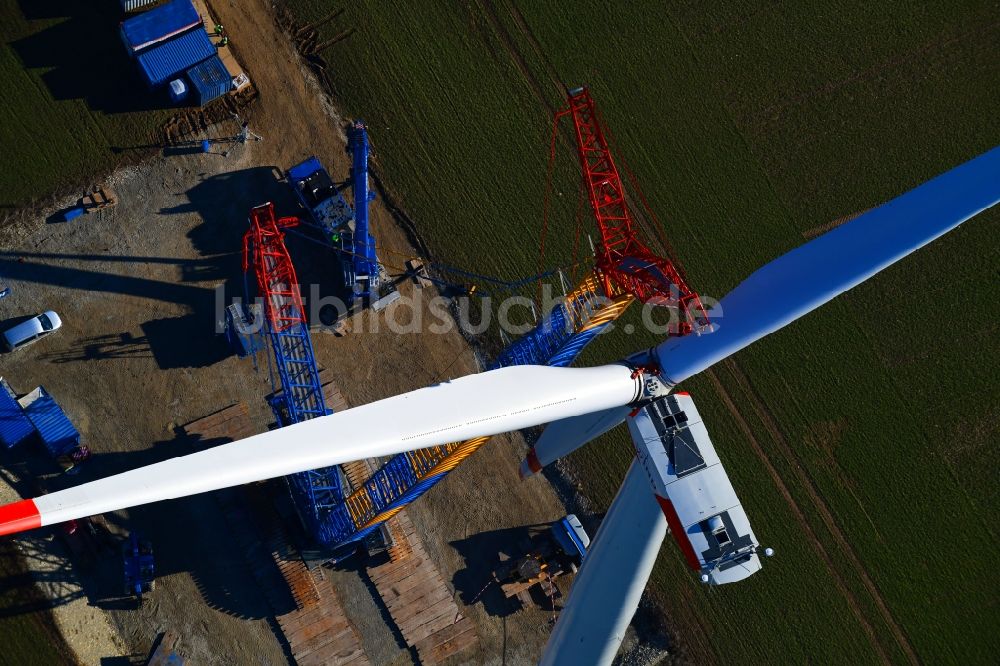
[477,0,560,114]
[506,3,564,93]
[801,207,872,239]
[703,368,894,663]
[720,359,919,664]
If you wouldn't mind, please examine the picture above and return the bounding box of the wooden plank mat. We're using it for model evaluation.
[413,617,478,664]
[183,402,254,444]
[321,381,349,413]
[367,512,478,664]
[216,486,369,665]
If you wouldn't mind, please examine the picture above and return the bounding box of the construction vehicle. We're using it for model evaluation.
[285,120,381,306]
[123,532,155,603]
[345,120,379,303]
[493,515,589,608]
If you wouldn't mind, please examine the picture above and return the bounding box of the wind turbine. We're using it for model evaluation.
[0,144,997,665]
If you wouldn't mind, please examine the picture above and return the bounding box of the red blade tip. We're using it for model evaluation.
[0,499,41,536]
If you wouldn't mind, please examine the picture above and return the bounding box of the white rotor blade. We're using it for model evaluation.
[0,364,639,535]
[541,460,666,666]
[519,406,632,478]
[657,145,1000,384]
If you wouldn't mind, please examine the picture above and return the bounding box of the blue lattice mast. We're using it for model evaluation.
[242,202,353,544]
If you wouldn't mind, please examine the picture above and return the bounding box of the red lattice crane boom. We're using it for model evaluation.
[558,87,708,335]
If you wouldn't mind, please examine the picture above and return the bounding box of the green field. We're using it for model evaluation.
[287,0,999,662]
[0,2,173,209]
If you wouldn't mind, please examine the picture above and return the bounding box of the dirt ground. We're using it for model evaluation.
[0,0,632,664]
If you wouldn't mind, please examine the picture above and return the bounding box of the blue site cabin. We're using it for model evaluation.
[137,28,215,88]
[120,0,202,57]
[186,55,231,106]
[18,387,80,457]
[0,379,34,449]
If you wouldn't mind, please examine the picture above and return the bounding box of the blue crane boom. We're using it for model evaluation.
[347,121,379,302]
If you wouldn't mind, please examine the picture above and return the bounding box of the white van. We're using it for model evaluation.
[1,311,62,352]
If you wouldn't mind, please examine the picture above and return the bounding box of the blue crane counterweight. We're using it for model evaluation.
[287,157,354,236]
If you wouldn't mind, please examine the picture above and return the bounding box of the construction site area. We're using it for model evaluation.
[2,1,998,665]
[0,2,668,664]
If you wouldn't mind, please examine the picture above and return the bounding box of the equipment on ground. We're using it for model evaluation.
[0,100,997,665]
[223,302,261,358]
[232,112,263,144]
[494,515,589,609]
[123,532,155,602]
[80,184,117,213]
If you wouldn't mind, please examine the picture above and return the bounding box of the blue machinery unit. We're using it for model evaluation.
[123,532,155,598]
[242,203,354,546]
[287,157,354,236]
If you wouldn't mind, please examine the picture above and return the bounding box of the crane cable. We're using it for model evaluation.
[537,111,561,304]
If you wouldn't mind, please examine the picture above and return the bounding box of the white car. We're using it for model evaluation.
[1,311,62,352]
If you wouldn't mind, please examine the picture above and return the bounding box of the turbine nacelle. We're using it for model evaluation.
[629,392,763,585]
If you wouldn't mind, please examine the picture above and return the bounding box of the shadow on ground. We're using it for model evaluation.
[449,524,555,618]
[0,168,307,369]
[0,428,291,621]
[11,0,174,114]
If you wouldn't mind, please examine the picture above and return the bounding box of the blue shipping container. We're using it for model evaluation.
[137,29,215,88]
[19,387,79,457]
[0,379,34,449]
[120,0,201,57]
[186,55,231,106]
